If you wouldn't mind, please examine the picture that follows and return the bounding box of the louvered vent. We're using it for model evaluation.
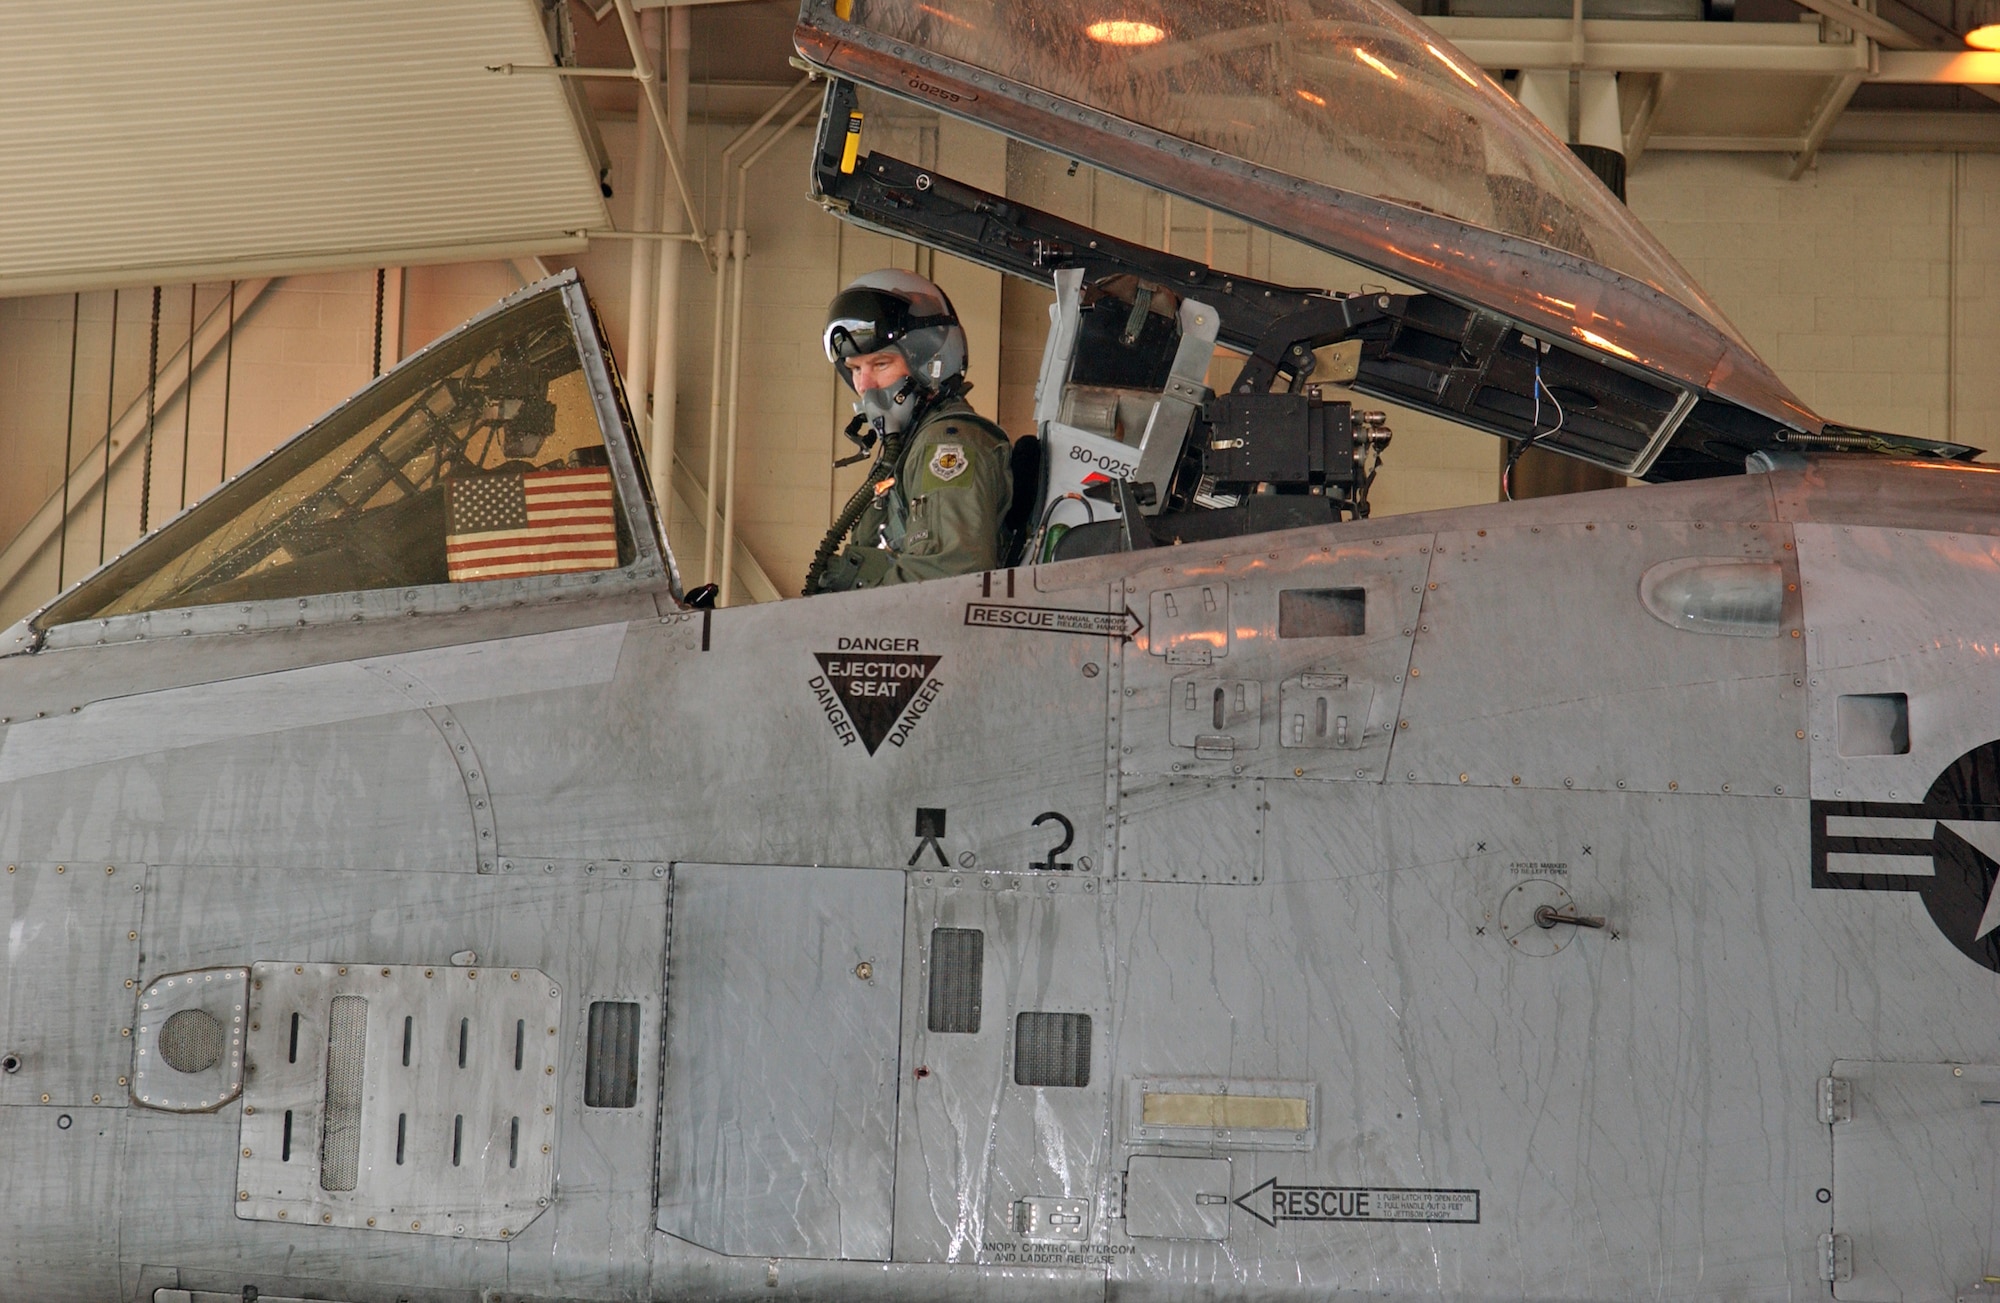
[237,962,562,1240]
[319,995,367,1191]
[1014,1012,1091,1088]
[927,928,983,1034]
[584,1001,640,1109]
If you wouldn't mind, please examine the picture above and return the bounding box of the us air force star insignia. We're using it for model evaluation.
[929,444,967,481]
[1812,739,2000,972]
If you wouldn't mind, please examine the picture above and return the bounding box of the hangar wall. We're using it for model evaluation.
[0,103,1994,626]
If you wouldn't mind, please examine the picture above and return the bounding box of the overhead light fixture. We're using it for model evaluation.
[1965,0,2000,47]
[1086,19,1166,45]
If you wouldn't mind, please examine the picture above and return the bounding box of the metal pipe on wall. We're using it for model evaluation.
[647,5,689,533]
[699,76,814,587]
[718,94,818,608]
[606,0,708,260]
[623,7,662,422]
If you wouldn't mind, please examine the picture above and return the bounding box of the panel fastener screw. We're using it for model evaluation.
[854,962,874,981]
[1295,768,1304,777]
[55,865,65,874]
[239,1191,249,1201]
[121,1028,130,1037]
[118,1077,127,1086]
[128,931,137,941]
[381,969,390,976]
[367,1217,377,1226]
[125,979,134,988]
[243,1148,252,1157]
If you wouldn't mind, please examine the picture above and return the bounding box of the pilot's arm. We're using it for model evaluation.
[850,417,1011,588]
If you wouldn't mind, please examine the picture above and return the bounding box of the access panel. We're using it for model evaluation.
[658,863,907,1260]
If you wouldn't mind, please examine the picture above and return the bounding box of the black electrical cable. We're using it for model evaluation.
[140,285,160,533]
[219,281,234,481]
[1501,353,1565,502]
[373,268,386,378]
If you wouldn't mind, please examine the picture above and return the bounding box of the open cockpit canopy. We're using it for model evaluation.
[796,0,1976,477]
[22,273,668,649]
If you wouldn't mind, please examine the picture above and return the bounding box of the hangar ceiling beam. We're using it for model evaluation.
[1436,17,2000,80]
[1790,70,1867,178]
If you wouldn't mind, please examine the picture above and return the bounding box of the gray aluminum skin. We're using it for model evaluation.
[5,271,2000,1301]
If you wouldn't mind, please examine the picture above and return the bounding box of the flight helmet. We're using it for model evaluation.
[822,269,967,396]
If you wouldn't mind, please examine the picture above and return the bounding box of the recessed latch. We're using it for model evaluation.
[1012,1195,1089,1243]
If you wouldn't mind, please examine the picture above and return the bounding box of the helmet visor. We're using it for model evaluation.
[823,286,950,364]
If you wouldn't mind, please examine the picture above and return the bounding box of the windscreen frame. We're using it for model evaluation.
[15,273,677,652]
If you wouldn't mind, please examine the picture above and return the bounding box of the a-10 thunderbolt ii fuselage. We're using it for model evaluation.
[8,0,2000,1299]
[9,404,2000,1303]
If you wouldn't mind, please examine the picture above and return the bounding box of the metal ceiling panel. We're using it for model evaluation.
[0,0,608,296]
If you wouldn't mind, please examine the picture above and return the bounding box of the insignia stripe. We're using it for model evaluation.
[1826,852,1935,877]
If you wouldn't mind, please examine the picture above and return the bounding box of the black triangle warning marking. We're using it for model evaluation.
[814,651,942,754]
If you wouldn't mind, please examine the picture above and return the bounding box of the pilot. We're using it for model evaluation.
[804,270,1011,594]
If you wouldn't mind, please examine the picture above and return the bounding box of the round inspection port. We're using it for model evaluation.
[0,1053,20,1074]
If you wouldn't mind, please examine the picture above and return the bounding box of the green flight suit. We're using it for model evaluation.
[824,397,1012,590]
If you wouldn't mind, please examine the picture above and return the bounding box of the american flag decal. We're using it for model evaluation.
[445,467,620,582]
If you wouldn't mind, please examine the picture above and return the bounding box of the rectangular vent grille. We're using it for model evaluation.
[584,1000,641,1108]
[1014,1012,1091,1088]
[319,994,367,1191]
[928,928,983,1033]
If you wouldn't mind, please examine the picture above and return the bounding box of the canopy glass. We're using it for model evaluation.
[798,0,1817,433]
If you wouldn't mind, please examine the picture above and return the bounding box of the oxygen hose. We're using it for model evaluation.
[803,426,906,595]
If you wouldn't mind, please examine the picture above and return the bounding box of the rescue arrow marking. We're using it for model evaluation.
[1233,1178,1480,1227]
[963,601,1143,641]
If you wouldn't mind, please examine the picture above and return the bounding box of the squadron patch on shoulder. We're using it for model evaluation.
[928,443,968,482]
